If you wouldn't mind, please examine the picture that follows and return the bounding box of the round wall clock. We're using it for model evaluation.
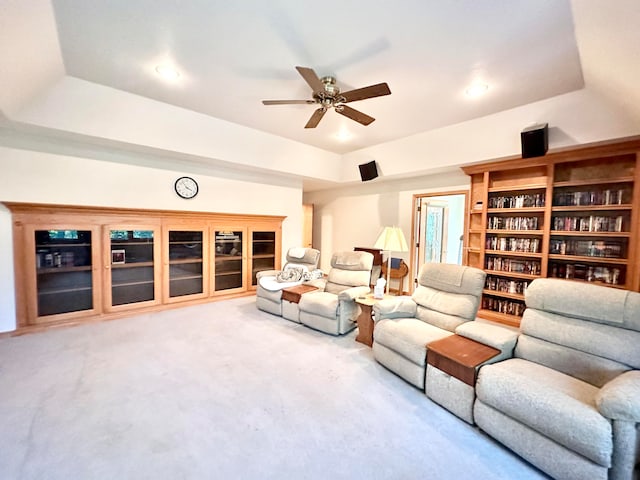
[174,176,199,199]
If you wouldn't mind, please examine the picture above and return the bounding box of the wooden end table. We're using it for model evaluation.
[354,294,394,347]
[427,334,500,386]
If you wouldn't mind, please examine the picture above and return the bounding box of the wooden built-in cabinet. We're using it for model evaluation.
[7,203,283,330]
[462,136,640,327]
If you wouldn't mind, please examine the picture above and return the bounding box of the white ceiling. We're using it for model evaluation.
[50,0,584,155]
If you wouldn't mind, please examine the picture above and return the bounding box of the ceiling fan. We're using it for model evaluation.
[262,66,391,128]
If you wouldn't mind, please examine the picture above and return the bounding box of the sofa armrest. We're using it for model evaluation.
[373,296,417,321]
[338,286,371,301]
[596,370,640,422]
[256,269,279,280]
[455,321,519,363]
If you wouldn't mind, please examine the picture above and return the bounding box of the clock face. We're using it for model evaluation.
[174,176,199,199]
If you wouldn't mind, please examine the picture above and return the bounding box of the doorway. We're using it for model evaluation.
[411,191,468,290]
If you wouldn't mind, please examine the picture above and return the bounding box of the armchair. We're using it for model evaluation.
[298,251,374,335]
[255,247,320,316]
[372,263,486,389]
[474,278,640,480]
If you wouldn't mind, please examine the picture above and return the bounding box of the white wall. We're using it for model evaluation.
[0,145,303,332]
[0,204,16,333]
[16,76,343,182]
[303,170,469,276]
[339,88,640,184]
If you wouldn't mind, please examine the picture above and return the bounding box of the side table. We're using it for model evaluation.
[354,294,393,347]
[281,284,319,323]
[426,334,500,424]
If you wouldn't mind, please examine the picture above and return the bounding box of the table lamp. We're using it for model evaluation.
[374,226,409,294]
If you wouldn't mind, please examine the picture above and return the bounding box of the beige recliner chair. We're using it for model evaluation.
[372,263,486,389]
[255,247,320,316]
[474,278,640,480]
[298,251,374,335]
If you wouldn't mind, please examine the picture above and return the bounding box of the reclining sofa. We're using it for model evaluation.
[255,247,320,316]
[474,278,640,480]
[372,263,486,389]
[298,251,373,335]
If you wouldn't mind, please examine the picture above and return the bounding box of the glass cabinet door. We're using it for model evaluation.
[251,230,276,286]
[213,229,244,293]
[33,228,97,319]
[166,228,207,300]
[106,227,160,308]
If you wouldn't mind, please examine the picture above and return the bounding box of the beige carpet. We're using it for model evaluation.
[0,297,549,479]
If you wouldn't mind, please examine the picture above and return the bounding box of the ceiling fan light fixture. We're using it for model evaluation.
[262,66,391,128]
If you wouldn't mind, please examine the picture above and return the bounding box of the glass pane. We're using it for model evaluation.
[169,230,204,297]
[35,229,93,316]
[110,229,155,306]
[214,230,243,291]
[252,231,275,285]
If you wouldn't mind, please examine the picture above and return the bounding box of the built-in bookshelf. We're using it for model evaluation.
[462,136,640,327]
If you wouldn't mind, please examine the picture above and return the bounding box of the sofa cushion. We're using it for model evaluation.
[298,291,338,318]
[520,308,640,372]
[412,286,480,321]
[525,278,640,332]
[325,269,370,294]
[374,318,452,365]
[331,251,373,271]
[515,334,631,388]
[418,263,486,295]
[476,358,612,467]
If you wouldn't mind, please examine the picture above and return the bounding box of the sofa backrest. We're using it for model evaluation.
[324,251,374,295]
[412,263,486,332]
[284,247,320,270]
[516,278,640,387]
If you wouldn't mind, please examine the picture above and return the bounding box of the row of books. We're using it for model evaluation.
[486,236,541,253]
[488,193,545,209]
[482,297,526,317]
[553,188,628,207]
[552,215,626,233]
[488,216,540,231]
[485,276,530,295]
[549,263,623,285]
[549,239,625,258]
[486,257,541,275]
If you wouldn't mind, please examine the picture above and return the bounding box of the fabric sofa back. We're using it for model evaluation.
[285,248,320,270]
[516,279,640,387]
[412,264,486,332]
[324,251,374,295]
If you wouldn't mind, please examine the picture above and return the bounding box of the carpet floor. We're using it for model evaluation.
[0,297,550,479]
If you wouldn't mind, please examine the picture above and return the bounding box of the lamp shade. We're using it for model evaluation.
[374,226,408,252]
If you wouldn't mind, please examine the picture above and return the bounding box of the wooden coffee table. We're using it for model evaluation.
[354,294,393,347]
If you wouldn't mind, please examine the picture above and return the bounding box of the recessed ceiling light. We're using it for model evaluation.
[155,64,180,81]
[335,129,352,141]
[465,83,489,98]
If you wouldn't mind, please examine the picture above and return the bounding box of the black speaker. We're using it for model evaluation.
[521,123,549,158]
[358,160,379,182]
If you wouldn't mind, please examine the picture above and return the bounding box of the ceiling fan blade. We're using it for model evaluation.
[296,66,324,93]
[305,108,327,128]
[336,105,375,126]
[340,82,391,103]
[262,99,316,105]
